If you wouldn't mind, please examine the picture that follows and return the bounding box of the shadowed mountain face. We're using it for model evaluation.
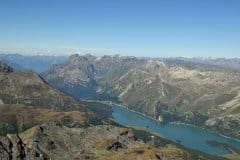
[0,61,14,73]
[42,54,145,100]
[43,54,240,139]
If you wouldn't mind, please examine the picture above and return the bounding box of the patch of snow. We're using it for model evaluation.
[161,90,165,96]
[94,57,101,61]
[96,87,103,93]
[0,98,3,104]
[205,119,217,126]
[146,79,153,85]
[158,116,164,122]
[219,90,240,114]
[119,83,132,98]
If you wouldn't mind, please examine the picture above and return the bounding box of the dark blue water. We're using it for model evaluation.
[112,106,240,155]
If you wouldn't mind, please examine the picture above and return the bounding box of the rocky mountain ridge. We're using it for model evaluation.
[0,61,83,111]
[0,122,224,160]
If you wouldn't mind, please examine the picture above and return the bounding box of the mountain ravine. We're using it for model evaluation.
[43,54,240,139]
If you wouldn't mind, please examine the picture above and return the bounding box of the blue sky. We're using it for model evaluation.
[0,0,240,57]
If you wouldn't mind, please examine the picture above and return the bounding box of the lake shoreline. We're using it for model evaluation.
[85,100,240,156]
[93,100,240,142]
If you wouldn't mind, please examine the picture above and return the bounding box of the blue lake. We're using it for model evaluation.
[112,106,240,155]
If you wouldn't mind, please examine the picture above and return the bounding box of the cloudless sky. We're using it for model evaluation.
[0,0,240,57]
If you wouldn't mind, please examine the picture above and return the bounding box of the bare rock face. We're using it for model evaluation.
[0,134,49,160]
[0,123,150,160]
[106,141,126,151]
[42,54,144,100]
[42,54,98,99]
[19,123,144,159]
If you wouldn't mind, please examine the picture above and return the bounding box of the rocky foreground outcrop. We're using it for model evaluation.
[0,123,219,160]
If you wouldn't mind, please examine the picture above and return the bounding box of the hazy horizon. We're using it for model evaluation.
[1,51,240,59]
[1,0,240,58]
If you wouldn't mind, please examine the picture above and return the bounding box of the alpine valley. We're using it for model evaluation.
[43,54,240,139]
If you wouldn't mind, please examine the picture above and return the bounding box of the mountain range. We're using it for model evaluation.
[42,54,240,139]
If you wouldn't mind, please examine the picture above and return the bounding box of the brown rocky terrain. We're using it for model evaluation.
[0,104,86,136]
[0,122,223,160]
[0,61,83,111]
